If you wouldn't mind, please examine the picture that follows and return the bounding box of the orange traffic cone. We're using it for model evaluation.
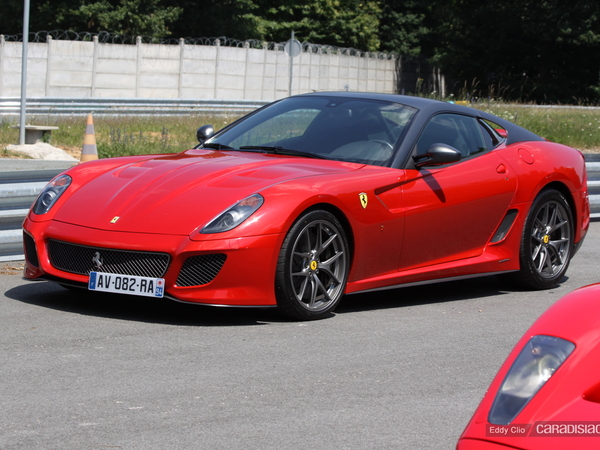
[80,114,98,162]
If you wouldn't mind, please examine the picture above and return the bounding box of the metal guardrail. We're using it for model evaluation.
[0,167,71,261]
[0,98,270,117]
[1,157,599,262]
[587,155,600,218]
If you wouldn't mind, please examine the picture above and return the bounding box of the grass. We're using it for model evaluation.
[0,113,241,159]
[473,104,600,151]
[2,104,600,158]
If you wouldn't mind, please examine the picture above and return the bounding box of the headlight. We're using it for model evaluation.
[33,174,72,215]
[488,335,575,425]
[201,194,264,234]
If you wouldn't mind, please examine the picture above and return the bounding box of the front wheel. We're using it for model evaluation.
[275,210,349,320]
[499,189,573,289]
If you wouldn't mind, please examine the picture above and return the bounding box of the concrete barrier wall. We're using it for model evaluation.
[0,36,398,101]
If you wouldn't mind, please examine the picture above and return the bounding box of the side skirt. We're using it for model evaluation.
[346,270,517,296]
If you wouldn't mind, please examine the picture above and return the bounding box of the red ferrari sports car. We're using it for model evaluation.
[22,92,590,320]
[457,283,600,449]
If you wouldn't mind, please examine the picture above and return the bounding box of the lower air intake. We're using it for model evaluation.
[176,254,227,287]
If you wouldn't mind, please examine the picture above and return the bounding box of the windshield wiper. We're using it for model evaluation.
[238,146,325,159]
[201,142,234,150]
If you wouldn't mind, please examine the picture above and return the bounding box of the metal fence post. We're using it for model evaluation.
[91,35,98,97]
[261,42,267,100]
[19,1,30,145]
[214,39,220,99]
[178,38,185,98]
[0,35,4,98]
[45,35,52,96]
[243,41,249,99]
[136,36,142,98]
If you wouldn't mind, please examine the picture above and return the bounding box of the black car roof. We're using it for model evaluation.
[296,91,544,145]
[297,91,439,109]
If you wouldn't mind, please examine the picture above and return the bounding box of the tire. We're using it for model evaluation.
[275,210,349,320]
[499,189,573,289]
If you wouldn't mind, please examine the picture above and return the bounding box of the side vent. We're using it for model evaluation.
[490,209,518,243]
[23,232,39,267]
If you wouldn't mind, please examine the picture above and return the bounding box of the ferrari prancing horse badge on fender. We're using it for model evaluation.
[359,192,368,209]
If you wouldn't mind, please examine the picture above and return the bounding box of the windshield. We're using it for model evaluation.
[204,96,417,167]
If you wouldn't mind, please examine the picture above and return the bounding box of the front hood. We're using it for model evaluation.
[52,149,360,235]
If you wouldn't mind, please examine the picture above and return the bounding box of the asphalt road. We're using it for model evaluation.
[2,221,599,450]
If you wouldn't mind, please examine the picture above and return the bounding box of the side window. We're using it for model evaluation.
[415,114,488,158]
[480,119,506,148]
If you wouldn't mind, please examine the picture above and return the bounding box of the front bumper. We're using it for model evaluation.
[23,218,283,307]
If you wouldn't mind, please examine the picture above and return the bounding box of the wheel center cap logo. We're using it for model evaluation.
[310,260,318,271]
[543,235,550,244]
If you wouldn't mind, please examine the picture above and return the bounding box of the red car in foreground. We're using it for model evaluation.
[458,284,600,449]
[22,92,589,320]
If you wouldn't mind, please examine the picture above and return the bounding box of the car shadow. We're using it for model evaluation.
[337,275,521,313]
[5,280,280,326]
[3,274,531,326]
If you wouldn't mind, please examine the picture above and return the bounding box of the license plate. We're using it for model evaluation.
[88,272,165,298]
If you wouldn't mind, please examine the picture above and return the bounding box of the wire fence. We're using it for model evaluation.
[1,30,397,59]
[0,31,444,100]
[0,30,401,100]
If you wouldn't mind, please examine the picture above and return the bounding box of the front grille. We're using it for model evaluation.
[176,254,227,287]
[48,239,170,277]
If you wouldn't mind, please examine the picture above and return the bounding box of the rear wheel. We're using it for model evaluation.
[275,210,349,320]
[499,189,573,289]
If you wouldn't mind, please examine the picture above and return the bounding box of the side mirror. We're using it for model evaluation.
[196,125,215,143]
[412,144,461,168]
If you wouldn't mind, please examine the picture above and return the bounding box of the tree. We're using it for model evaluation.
[165,0,381,51]
[2,0,599,102]
[435,0,600,102]
[0,0,44,35]
[260,0,381,51]
[161,0,261,41]
[0,0,182,38]
[378,0,430,56]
